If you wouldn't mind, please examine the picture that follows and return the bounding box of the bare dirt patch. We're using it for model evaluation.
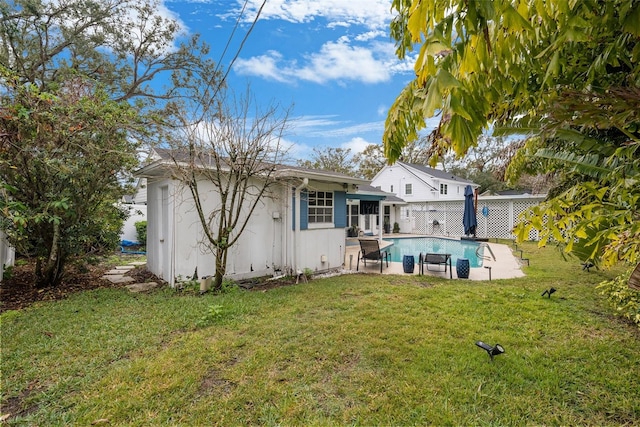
[0,255,160,313]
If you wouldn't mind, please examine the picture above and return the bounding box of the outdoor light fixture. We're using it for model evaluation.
[475,341,505,361]
[541,287,557,298]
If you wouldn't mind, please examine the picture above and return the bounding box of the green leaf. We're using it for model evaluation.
[422,79,442,117]
[623,4,640,36]
[449,95,472,121]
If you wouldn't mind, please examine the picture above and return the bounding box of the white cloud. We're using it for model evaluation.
[232,50,291,83]
[234,39,402,85]
[237,0,394,31]
[288,115,383,138]
[297,40,390,84]
[341,137,372,154]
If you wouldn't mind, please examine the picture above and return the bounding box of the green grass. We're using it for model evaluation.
[2,242,639,425]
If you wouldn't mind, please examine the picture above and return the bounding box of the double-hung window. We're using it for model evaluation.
[440,183,448,195]
[405,183,412,195]
[308,191,333,223]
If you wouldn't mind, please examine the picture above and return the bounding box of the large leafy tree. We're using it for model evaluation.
[297,147,357,177]
[355,135,432,179]
[1,0,220,287]
[385,0,640,268]
[1,70,141,287]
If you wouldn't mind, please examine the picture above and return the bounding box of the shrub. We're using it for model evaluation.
[134,221,147,247]
[597,267,640,327]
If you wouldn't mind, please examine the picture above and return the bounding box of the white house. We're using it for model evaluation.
[0,230,15,282]
[120,178,147,244]
[371,162,478,233]
[135,149,380,286]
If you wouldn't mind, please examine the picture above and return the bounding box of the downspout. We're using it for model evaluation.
[293,177,309,273]
[378,199,383,240]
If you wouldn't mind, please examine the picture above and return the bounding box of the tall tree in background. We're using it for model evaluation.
[385,0,640,271]
[355,135,432,179]
[297,147,356,176]
[0,0,221,287]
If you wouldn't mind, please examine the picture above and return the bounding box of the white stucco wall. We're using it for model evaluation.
[119,203,147,243]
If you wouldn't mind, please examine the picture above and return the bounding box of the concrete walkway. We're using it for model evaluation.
[344,236,525,281]
[101,261,160,292]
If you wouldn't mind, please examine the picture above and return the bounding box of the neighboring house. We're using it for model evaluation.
[0,230,15,282]
[371,162,478,233]
[120,177,147,244]
[135,149,378,286]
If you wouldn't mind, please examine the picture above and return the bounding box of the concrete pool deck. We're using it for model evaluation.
[344,235,525,281]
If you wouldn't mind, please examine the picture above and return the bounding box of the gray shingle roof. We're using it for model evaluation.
[400,162,475,184]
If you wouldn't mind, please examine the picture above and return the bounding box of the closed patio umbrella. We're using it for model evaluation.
[463,185,477,237]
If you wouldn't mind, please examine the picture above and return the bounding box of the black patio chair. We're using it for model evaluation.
[357,239,389,273]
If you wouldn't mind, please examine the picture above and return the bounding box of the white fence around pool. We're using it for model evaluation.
[404,195,546,241]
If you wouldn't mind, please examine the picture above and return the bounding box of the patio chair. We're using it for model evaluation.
[357,239,389,273]
[418,252,452,278]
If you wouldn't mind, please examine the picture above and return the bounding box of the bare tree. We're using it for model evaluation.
[168,89,291,290]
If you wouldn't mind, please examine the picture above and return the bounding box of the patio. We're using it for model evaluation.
[344,235,525,280]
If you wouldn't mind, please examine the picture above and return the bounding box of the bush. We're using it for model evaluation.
[597,267,640,327]
[134,221,147,247]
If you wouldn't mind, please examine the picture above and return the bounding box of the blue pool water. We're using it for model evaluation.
[384,237,484,267]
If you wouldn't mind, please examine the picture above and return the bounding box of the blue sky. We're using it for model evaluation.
[161,0,436,161]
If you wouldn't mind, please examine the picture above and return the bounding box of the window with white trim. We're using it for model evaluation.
[308,191,333,223]
[405,183,412,195]
[440,183,448,195]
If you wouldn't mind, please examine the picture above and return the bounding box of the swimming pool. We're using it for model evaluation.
[384,237,484,267]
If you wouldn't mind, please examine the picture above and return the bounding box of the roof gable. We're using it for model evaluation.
[400,162,475,184]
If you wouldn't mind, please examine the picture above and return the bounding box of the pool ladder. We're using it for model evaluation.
[476,242,496,261]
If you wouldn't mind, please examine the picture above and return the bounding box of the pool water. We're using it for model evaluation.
[384,237,484,267]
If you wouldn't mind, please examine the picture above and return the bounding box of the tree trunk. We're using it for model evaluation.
[213,248,226,291]
[35,221,65,288]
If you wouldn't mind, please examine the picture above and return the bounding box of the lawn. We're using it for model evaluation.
[2,242,639,425]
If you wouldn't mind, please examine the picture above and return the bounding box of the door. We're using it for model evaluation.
[159,185,171,281]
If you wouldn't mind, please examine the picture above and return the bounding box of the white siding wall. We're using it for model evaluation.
[295,228,347,273]
[372,165,468,202]
[146,175,352,286]
[167,177,283,284]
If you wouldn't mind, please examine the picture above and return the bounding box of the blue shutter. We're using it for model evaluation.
[334,191,347,228]
[300,189,308,230]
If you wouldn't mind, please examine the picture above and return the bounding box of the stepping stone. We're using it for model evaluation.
[105,269,125,275]
[125,282,159,293]
[114,265,135,271]
[101,275,135,284]
[129,262,146,266]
